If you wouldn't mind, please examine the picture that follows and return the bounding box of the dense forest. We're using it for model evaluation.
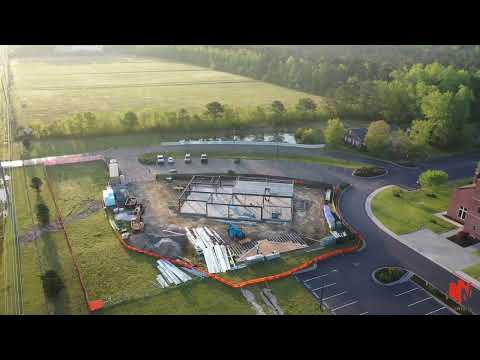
[129,45,480,149]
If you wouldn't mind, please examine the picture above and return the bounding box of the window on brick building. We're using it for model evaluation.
[458,206,468,220]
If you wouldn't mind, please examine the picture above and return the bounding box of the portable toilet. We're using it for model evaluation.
[109,162,119,178]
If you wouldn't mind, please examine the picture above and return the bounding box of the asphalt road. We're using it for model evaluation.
[104,144,480,314]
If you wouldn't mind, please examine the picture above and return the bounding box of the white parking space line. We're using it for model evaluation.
[425,307,445,315]
[304,273,329,282]
[323,291,347,301]
[312,283,336,291]
[395,287,421,296]
[332,300,358,312]
[359,311,369,315]
[408,296,432,307]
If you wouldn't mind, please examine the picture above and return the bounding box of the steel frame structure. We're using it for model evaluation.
[177,175,294,222]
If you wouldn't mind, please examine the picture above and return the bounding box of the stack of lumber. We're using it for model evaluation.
[185,226,236,274]
[155,259,193,288]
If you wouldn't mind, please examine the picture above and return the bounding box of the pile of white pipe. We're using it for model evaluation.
[156,259,193,288]
[185,226,236,274]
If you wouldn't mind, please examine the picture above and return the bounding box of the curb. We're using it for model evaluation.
[293,263,318,275]
[352,167,389,179]
[371,267,412,287]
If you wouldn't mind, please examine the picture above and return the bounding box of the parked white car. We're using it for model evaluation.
[184,153,192,164]
[168,156,175,164]
[201,153,208,164]
[157,154,165,165]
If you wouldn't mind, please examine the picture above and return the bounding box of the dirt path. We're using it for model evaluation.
[18,201,103,245]
[241,288,266,315]
[262,288,284,315]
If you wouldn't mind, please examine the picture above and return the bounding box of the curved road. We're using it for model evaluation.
[105,144,480,314]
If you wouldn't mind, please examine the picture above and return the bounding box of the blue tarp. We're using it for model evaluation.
[103,188,116,207]
[323,205,336,230]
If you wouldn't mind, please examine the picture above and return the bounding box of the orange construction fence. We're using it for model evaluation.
[43,165,96,312]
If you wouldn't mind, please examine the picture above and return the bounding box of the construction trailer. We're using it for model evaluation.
[177,176,294,222]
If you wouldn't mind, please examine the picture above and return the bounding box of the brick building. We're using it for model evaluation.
[344,128,367,149]
[446,165,480,240]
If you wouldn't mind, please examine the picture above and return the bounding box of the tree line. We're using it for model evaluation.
[21,98,332,140]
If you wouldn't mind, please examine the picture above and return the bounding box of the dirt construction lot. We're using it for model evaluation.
[127,179,328,260]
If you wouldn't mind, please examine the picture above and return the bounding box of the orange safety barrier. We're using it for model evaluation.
[88,299,105,312]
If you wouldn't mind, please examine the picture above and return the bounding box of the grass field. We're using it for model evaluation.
[99,279,255,315]
[46,161,108,218]
[464,262,480,281]
[10,55,326,127]
[3,165,89,314]
[12,166,57,235]
[371,182,471,235]
[21,231,88,315]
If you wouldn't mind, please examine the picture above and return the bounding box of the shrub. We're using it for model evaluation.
[227,170,237,176]
[138,152,158,165]
[419,170,448,191]
[392,188,403,198]
[295,127,324,144]
[324,118,346,147]
[375,267,406,284]
[353,166,386,177]
[30,177,43,191]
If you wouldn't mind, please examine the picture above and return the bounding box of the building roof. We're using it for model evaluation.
[457,183,476,190]
[348,128,368,140]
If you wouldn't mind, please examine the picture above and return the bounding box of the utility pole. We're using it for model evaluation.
[319,274,325,311]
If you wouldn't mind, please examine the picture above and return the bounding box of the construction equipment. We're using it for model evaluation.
[124,196,138,209]
[228,223,245,240]
[130,204,145,233]
[131,220,145,233]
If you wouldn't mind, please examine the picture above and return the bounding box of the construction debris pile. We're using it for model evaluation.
[155,259,205,288]
[185,226,237,274]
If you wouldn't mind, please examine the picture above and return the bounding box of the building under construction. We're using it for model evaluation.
[178,176,294,222]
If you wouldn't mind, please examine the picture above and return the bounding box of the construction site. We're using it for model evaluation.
[100,157,349,288]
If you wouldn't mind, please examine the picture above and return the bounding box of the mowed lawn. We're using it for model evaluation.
[12,166,57,235]
[464,262,480,281]
[10,55,326,126]
[21,231,89,315]
[371,183,468,235]
[7,165,89,314]
[46,160,108,218]
[99,279,255,315]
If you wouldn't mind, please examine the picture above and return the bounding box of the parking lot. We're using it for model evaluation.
[385,280,453,315]
[295,265,456,315]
